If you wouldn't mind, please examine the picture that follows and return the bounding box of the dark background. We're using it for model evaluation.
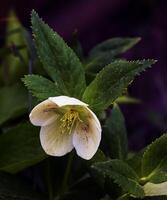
[1,0,167,151]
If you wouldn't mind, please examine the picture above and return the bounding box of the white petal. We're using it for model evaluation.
[72,111,101,160]
[29,100,58,126]
[49,96,88,107]
[40,121,73,156]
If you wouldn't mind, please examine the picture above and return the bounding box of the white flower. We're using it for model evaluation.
[29,96,101,160]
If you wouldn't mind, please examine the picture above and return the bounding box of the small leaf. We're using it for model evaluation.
[0,83,28,125]
[31,10,86,98]
[103,104,128,159]
[89,37,141,58]
[115,95,141,104]
[22,74,61,100]
[0,123,47,173]
[83,59,156,112]
[144,182,167,196]
[142,134,167,184]
[92,159,144,198]
[0,172,43,199]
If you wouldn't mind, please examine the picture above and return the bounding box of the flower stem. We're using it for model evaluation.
[61,151,74,194]
[45,159,54,200]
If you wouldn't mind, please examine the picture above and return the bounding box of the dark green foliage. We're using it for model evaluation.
[142,134,167,183]
[86,37,140,75]
[31,10,86,98]
[0,11,28,85]
[0,123,47,173]
[127,151,144,177]
[22,74,61,100]
[89,37,141,58]
[103,104,128,159]
[0,10,165,200]
[83,59,156,112]
[0,83,27,125]
[92,159,144,198]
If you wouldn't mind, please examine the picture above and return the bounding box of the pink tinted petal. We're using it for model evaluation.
[73,116,101,160]
[29,99,58,126]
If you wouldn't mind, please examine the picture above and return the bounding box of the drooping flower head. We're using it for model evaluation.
[29,96,101,160]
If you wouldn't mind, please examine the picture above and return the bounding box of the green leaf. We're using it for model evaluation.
[31,10,86,98]
[22,74,61,100]
[85,55,115,75]
[103,104,128,159]
[0,123,47,173]
[70,30,84,61]
[92,159,144,198]
[89,37,141,58]
[0,172,43,200]
[82,59,156,112]
[1,10,28,85]
[127,151,144,178]
[0,83,28,125]
[144,182,167,196]
[85,37,140,75]
[141,134,167,184]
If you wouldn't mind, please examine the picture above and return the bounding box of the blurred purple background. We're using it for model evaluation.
[1,0,167,150]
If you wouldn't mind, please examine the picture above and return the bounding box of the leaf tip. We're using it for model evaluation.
[134,37,141,44]
[31,9,38,19]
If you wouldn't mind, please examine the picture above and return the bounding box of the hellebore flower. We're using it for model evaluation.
[29,96,101,160]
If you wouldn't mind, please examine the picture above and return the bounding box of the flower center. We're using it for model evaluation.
[60,110,81,134]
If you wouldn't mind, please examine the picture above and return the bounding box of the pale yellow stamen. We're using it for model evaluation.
[60,110,81,134]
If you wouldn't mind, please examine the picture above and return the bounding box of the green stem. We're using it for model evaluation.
[45,159,54,200]
[116,193,129,200]
[53,152,74,200]
[61,152,74,194]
